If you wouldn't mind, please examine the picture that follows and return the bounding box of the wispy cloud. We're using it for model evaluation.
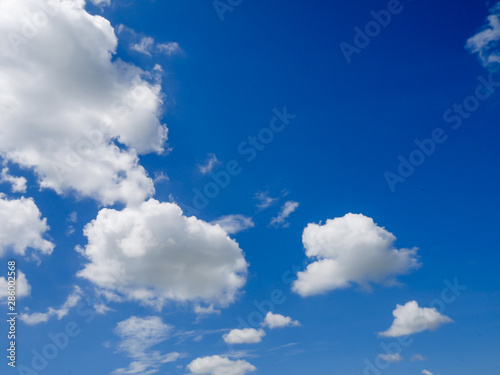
[199,153,220,175]
[270,201,299,227]
[211,214,254,234]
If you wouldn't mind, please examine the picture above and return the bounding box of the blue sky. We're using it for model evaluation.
[0,0,499,374]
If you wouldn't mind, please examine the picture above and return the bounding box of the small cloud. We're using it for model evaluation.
[379,301,453,337]
[188,355,256,375]
[157,42,181,56]
[131,36,155,56]
[254,191,279,211]
[199,153,220,175]
[411,354,426,362]
[270,200,299,228]
[194,304,221,315]
[378,353,403,363]
[422,370,433,375]
[262,312,301,329]
[0,270,31,301]
[20,286,82,325]
[223,328,266,344]
[153,171,170,184]
[211,215,254,235]
[1,168,27,193]
[131,37,182,57]
[466,5,500,69]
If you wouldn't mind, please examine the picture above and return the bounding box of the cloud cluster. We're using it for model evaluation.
[0,0,167,206]
[77,199,249,308]
[0,194,54,259]
[293,213,420,296]
[379,301,453,337]
[188,356,256,375]
[113,316,182,375]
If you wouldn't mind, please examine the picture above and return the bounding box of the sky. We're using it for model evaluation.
[0,0,499,374]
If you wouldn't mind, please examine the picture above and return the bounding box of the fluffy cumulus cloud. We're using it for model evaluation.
[270,200,299,227]
[0,194,54,258]
[379,301,453,337]
[223,328,266,344]
[77,199,248,308]
[188,355,256,375]
[0,0,168,206]
[262,312,301,329]
[210,215,255,235]
[20,286,82,325]
[0,270,31,301]
[466,3,500,69]
[292,213,420,297]
[113,316,182,375]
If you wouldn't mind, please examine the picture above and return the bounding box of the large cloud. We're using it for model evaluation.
[0,0,168,206]
[0,194,54,258]
[187,356,256,375]
[77,199,249,308]
[292,213,420,296]
[379,301,453,337]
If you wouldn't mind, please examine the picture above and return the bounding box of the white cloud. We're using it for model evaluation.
[1,168,27,193]
[0,270,31,301]
[188,355,256,375]
[379,301,453,337]
[194,304,221,315]
[254,191,279,210]
[223,328,266,344]
[157,41,181,56]
[422,370,433,375]
[466,5,500,69]
[20,286,82,325]
[378,353,403,363]
[211,215,254,234]
[77,199,248,309]
[89,0,111,6]
[0,0,168,206]
[292,213,420,297]
[411,354,426,362]
[199,153,220,175]
[270,200,299,227]
[131,37,181,57]
[113,316,182,375]
[0,194,54,259]
[262,312,300,329]
[131,36,155,56]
